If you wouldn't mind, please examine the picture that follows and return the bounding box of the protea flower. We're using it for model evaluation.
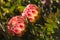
[7,16,27,36]
[22,4,40,23]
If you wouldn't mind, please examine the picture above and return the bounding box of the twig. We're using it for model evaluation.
[0,23,5,32]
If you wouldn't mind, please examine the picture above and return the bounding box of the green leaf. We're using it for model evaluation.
[1,7,9,13]
[17,0,22,5]
[17,5,25,12]
[10,5,16,13]
[5,2,11,7]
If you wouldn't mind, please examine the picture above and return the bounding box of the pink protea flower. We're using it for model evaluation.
[22,4,40,23]
[7,16,27,36]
